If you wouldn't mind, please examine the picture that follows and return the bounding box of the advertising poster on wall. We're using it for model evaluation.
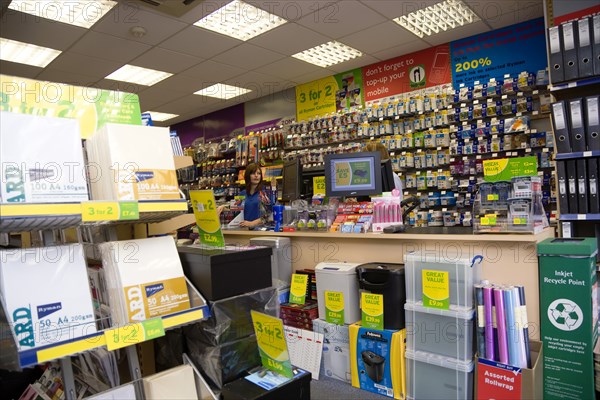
[361,44,452,103]
[295,68,364,121]
[450,18,546,86]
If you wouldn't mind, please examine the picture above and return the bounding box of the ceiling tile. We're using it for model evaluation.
[130,48,203,74]
[359,0,440,19]
[340,22,418,55]
[224,72,295,102]
[248,23,330,56]
[212,44,286,70]
[0,60,42,80]
[138,87,190,111]
[296,0,386,39]
[0,10,87,50]
[177,0,232,24]
[180,60,245,83]
[254,58,323,80]
[327,55,380,74]
[290,68,337,85]
[371,40,431,61]
[251,0,340,21]
[69,31,152,63]
[36,69,100,87]
[424,20,491,46]
[93,79,146,95]
[486,6,544,30]
[92,3,188,45]
[158,94,224,115]
[159,26,241,58]
[149,74,205,94]
[45,52,123,79]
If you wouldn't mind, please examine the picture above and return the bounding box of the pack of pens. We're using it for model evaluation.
[474,282,543,400]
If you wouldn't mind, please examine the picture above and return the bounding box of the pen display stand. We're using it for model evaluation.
[473,176,549,233]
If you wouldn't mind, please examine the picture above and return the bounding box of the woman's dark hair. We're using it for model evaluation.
[244,163,264,193]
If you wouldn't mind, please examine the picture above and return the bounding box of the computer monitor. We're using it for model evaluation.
[282,158,303,201]
[381,159,395,193]
[324,152,382,198]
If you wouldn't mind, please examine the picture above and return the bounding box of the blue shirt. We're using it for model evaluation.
[240,190,261,221]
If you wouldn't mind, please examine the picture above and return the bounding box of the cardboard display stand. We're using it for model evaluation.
[475,341,543,400]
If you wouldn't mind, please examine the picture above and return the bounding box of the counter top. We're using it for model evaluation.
[223,227,555,243]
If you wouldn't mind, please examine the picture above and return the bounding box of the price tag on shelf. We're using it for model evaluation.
[584,151,592,157]
[105,318,165,351]
[577,214,586,220]
[82,201,139,222]
[513,217,527,225]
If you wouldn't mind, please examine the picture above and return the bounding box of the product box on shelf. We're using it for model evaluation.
[221,367,311,400]
[538,238,598,400]
[313,319,351,383]
[0,111,89,204]
[475,341,543,400]
[404,251,482,310]
[349,323,406,399]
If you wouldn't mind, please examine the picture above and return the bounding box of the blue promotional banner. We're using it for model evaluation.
[451,18,546,86]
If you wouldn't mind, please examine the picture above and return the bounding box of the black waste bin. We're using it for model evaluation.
[356,263,406,330]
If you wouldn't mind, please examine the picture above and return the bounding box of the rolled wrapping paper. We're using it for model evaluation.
[513,286,528,369]
[475,284,486,358]
[483,285,495,361]
[503,287,519,367]
[494,287,509,364]
[518,285,532,368]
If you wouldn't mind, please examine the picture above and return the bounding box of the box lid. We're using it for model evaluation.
[177,244,272,259]
[249,237,291,248]
[315,262,360,274]
[404,302,475,319]
[537,237,598,257]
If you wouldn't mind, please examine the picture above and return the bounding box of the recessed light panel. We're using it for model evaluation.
[393,0,480,38]
[292,41,363,68]
[143,111,179,122]
[194,83,251,100]
[194,0,287,41]
[106,65,173,86]
[8,0,117,29]
[0,38,61,68]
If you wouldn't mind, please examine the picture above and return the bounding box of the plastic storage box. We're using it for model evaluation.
[316,262,361,325]
[404,302,475,361]
[404,251,482,310]
[406,349,473,400]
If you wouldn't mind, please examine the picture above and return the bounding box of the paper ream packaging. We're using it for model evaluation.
[99,236,190,325]
[0,244,97,350]
[0,111,89,203]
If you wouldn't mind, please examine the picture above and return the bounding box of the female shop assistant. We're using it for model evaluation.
[239,163,270,228]
[364,141,403,199]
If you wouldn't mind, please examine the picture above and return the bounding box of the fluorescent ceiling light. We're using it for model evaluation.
[194,83,251,100]
[292,41,363,68]
[0,38,61,67]
[143,111,179,122]
[194,0,286,41]
[393,0,479,38]
[8,0,117,29]
[106,65,173,86]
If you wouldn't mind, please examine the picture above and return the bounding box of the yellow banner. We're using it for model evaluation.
[0,74,142,139]
[251,310,293,378]
[296,76,338,121]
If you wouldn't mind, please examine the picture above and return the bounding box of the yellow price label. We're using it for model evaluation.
[313,176,326,195]
[513,217,527,225]
[289,274,308,304]
[82,201,139,222]
[104,318,164,351]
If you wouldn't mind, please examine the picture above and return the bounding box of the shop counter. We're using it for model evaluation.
[224,228,555,341]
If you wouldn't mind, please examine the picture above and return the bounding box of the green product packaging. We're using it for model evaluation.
[538,237,598,400]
